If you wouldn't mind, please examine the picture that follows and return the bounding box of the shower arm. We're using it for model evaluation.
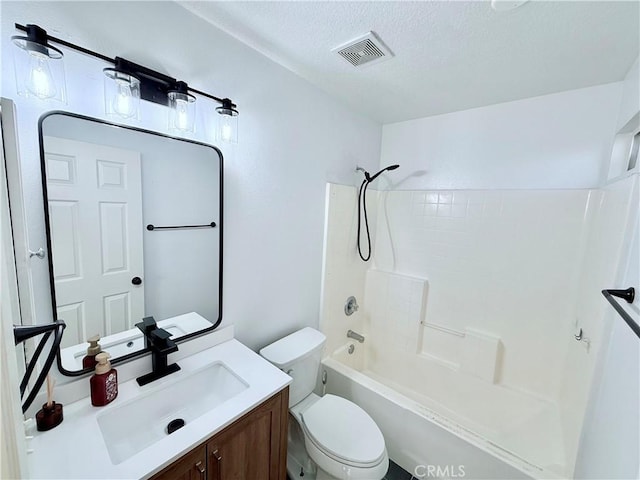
[355,165,400,184]
[365,169,383,183]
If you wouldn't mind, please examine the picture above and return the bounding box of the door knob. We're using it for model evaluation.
[29,248,45,259]
[131,276,142,285]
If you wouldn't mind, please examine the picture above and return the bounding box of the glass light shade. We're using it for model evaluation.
[12,37,66,102]
[168,91,196,133]
[26,53,57,98]
[103,69,141,120]
[215,99,239,144]
[217,112,238,144]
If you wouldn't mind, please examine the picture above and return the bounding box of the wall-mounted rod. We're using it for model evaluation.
[602,287,639,339]
[146,222,217,231]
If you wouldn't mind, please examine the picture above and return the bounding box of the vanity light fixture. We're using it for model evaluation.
[11,24,66,101]
[12,23,239,140]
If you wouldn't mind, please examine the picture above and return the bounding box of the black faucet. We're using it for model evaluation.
[135,316,181,386]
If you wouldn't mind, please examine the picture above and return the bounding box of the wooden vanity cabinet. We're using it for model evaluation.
[150,387,289,480]
[150,445,207,480]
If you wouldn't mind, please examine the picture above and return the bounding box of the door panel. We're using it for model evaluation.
[99,202,129,274]
[48,200,81,279]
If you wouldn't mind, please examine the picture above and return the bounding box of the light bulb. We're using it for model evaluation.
[112,80,137,118]
[218,114,238,144]
[25,52,56,99]
[168,89,196,133]
[174,98,190,131]
[221,123,232,142]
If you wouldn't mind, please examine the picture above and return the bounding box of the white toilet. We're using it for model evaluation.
[260,327,389,480]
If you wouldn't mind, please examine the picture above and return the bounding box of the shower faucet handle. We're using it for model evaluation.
[344,296,359,316]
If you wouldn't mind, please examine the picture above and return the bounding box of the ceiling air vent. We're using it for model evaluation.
[332,31,393,68]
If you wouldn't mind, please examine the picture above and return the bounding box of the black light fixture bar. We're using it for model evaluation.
[188,86,234,109]
[114,56,176,106]
[14,23,236,110]
[15,23,113,63]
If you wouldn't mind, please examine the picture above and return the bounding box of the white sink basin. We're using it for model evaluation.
[97,362,248,464]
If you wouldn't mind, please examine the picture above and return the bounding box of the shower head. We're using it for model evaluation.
[365,164,400,183]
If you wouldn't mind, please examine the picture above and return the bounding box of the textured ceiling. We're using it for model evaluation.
[180,1,640,124]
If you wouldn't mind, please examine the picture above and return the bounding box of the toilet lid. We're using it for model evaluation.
[301,394,385,466]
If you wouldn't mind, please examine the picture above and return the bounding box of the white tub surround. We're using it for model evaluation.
[319,178,638,479]
[26,337,291,479]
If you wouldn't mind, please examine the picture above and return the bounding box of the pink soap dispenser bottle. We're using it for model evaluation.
[90,352,118,406]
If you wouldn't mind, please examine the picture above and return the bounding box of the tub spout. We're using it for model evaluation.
[347,330,365,343]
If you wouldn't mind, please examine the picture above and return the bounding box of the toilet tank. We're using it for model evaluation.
[260,327,326,407]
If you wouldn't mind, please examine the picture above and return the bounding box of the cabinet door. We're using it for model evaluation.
[150,445,207,480]
[207,389,288,480]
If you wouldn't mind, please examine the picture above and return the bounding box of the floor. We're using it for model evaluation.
[384,460,414,480]
[286,460,412,480]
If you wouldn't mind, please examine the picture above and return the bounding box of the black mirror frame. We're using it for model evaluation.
[38,111,224,377]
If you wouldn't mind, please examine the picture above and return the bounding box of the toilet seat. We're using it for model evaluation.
[301,394,386,467]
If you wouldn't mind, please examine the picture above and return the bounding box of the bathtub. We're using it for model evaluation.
[321,342,568,480]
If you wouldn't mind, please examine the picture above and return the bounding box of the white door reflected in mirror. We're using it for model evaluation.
[45,136,144,348]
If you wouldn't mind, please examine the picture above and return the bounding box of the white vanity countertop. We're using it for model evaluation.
[26,338,291,479]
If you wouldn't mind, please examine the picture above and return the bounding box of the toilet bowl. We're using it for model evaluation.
[292,393,388,479]
[260,327,388,480]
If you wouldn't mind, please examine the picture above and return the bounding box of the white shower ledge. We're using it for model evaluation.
[26,338,291,479]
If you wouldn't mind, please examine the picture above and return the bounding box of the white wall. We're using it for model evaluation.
[558,175,638,472]
[617,56,640,131]
[574,214,639,480]
[380,83,622,190]
[0,1,382,354]
[573,54,640,480]
[1,101,29,480]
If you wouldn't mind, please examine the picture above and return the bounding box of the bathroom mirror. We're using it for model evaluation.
[39,112,223,375]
